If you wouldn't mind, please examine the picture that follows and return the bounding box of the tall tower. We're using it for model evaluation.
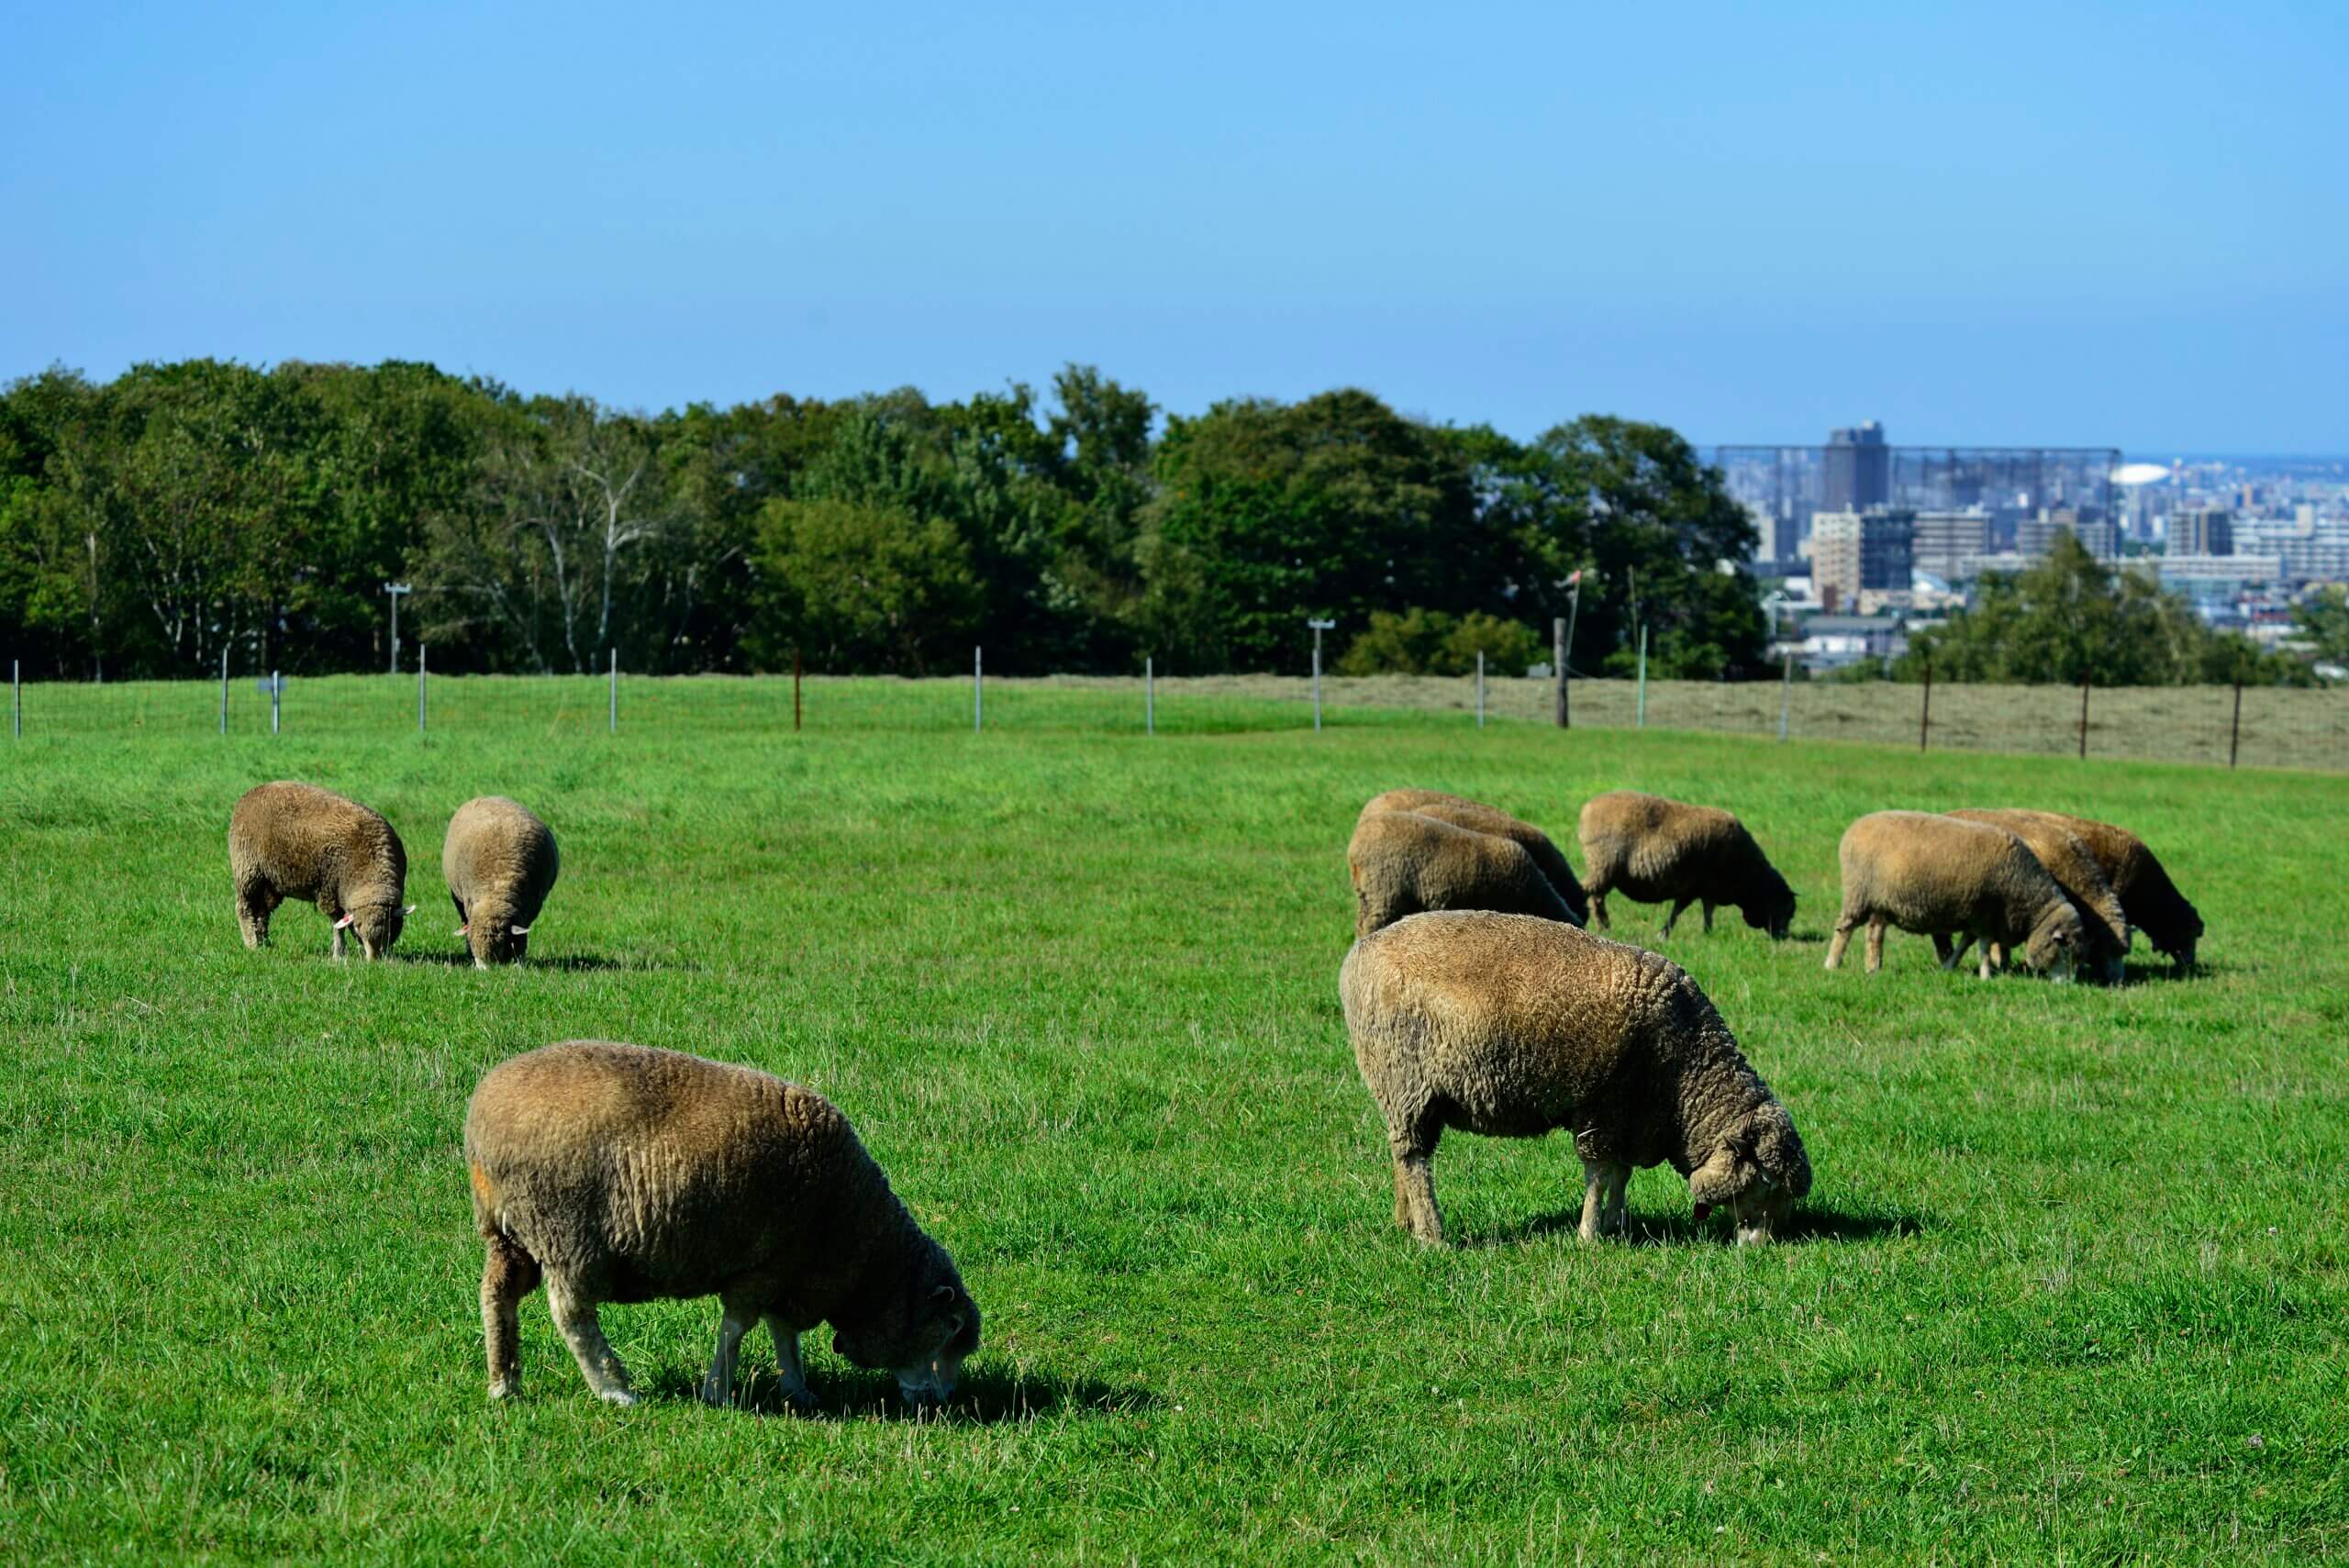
[1823,421,1889,512]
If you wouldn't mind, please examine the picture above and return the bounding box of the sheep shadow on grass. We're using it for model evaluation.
[398,950,648,973]
[638,1362,1156,1425]
[1477,1201,1921,1250]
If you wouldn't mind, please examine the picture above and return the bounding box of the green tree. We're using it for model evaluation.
[1337,608,1542,676]
[2297,585,2349,665]
[746,495,980,673]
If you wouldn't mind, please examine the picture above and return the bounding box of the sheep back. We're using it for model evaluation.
[1576,789,1796,934]
[1347,810,1577,938]
[443,795,561,965]
[1358,789,1586,922]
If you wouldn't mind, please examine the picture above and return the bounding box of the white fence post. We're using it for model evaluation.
[11,660,17,739]
[417,644,428,733]
[271,670,281,734]
[218,648,228,734]
[1778,651,1792,742]
[1476,651,1485,728]
[1145,656,1154,735]
[608,649,618,733]
[974,647,984,731]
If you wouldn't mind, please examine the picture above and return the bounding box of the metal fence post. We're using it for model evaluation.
[1307,619,1333,732]
[2077,676,2089,760]
[794,649,803,732]
[1635,626,1649,729]
[1145,656,1155,735]
[608,649,618,733]
[417,644,428,734]
[1920,654,1932,751]
[11,659,18,739]
[1476,651,1486,728]
[974,647,983,731]
[2229,680,2243,768]
[271,670,281,734]
[1777,651,1792,742]
[218,648,228,734]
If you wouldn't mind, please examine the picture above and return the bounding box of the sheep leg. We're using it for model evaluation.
[1386,1109,1445,1246]
[329,911,347,961]
[1662,897,1693,937]
[1588,889,1612,930]
[1825,911,1857,970]
[1701,901,1715,934]
[701,1300,755,1407]
[1864,918,1887,973]
[1602,1163,1631,1237]
[766,1317,818,1413]
[480,1233,540,1400]
[545,1277,635,1406]
[1578,1159,1631,1241]
[234,879,277,949]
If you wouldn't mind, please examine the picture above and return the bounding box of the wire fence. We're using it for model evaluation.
[5,658,2344,772]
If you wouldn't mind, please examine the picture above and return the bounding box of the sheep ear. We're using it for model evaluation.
[1687,1141,1742,1207]
[401,904,417,916]
[333,914,355,929]
[930,1284,958,1305]
[454,925,469,937]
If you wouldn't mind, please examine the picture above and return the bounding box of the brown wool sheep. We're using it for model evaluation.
[464,1041,979,1411]
[1358,789,1588,923]
[1347,810,1580,939]
[1341,911,1811,1247]
[1826,811,2083,980]
[2034,812,2204,972]
[227,781,411,959]
[1575,790,1798,940]
[1947,809,2130,981]
[443,796,560,968]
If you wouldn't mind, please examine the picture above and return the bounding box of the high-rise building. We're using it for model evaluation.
[1811,507,1915,606]
[1912,510,1990,583]
[1822,422,1890,512]
[2018,506,2118,562]
[2171,506,2233,557]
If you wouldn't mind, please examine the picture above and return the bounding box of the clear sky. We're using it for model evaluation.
[5,2,2342,452]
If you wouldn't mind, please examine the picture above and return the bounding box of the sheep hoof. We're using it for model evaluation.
[486,1380,518,1402]
[784,1388,819,1416]
[597,1388,639,1407]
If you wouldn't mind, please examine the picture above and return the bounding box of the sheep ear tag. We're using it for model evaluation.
[333,914,355,929]
[509,925,530,936]
[401,904,417,916]
[455,925,469,937]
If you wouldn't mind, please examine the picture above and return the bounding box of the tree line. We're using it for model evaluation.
[0,360,1765,683]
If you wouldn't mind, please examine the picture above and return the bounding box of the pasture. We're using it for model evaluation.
[3,676,2344,1562]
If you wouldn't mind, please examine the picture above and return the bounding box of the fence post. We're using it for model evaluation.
[417,644,428,734]
[974,647,983,731]
[1635,625,1649,729]
[218,647,228,735]
[608,649,618,733]
[1476,651,1486,729]
[794,649,803,732]
[2077,676,2089,760]
[1777,651,1791,741]
[271,670,281,734]
[11,659,18,739]
[1920,654,1932,751]
[1553,617,1568,729]
[1145,655,1155,735]
[2229,680,2242,768]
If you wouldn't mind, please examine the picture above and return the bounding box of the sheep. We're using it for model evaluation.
[228,781,412,959]
[1575,790,1798,940]
[1825,810,2084,980]
[2034,812,2204,973]
[1358,789,1587,923]
[463,1040,979,1411]
[443,795,560,968]
[1347,809,1581,939]
[1341,910,1810,1246]
[1946,809,2130,981]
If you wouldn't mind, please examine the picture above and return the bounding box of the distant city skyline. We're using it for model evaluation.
[4,4,2343,452]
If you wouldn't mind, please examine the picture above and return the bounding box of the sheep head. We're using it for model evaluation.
[1743,873,1798,941]
[343,896,411,961]
[1688,1101,1811,1245]
[2021,905,2085,981]
[832,1259,981,1410]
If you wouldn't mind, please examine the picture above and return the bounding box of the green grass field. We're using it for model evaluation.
[4,677,2344,1562]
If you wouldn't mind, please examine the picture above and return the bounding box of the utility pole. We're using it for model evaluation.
[384,582,411,674]
[1307,619,1334,732]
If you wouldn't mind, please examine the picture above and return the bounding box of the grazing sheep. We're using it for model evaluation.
[1348,809,1580,939]
[227,781,411,959]
[1341,911,1809,1246]
[1575,790,1798,940]
[443,795,560,968]
[1825,810,2083,980]
[2035,812,2204,973]
[1947,809,2130,981]
[464,1040,979,1411]
[1359,789,1587,923]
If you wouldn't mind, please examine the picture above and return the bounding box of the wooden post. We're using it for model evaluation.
[794,649,802,732]
[2077,676,2089,760]
[974,647,983,731]
[1777,651,1792,742]
[1919,654,1932,751]
[1475,651,1485,729]
[218,647,228,735]
[1145,656,1155,735]
[2229,679,2243,768]
[417,644,428,733]
[1553,617,1568,728]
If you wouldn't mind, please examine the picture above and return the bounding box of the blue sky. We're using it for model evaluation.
[4,2,2342,452]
